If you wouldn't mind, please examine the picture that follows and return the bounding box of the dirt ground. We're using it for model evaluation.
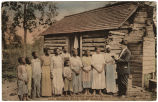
[2,79,156,101]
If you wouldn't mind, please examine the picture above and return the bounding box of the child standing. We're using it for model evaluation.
[25,57,32,98]
[17,57,28,101]
[63,59,73,96]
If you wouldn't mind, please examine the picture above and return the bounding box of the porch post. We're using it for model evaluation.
[80,34,82,57]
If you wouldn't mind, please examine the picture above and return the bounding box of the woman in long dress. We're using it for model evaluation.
[91,47,106,96]
[70,49,83,95]
[104,45,117,95]
[81,50,92,95]
[41,48,52,96]
[17,57,28,101]
[25,57,32,98]
[51,48,64,96]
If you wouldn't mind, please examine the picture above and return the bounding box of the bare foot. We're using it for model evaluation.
[99,92,104,96]
[93,92,96,96]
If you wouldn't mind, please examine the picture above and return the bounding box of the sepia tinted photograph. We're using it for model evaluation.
[1,1,157,101]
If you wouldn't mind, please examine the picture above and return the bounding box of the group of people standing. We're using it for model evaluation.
[17,39,131,101]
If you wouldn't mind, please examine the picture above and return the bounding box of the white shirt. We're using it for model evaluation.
[31,58,41,79]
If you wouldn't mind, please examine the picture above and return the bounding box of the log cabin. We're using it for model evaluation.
[41,2,156,88]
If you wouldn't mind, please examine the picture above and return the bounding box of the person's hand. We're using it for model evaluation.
[25,80,28,84]
[84,69,89,73]
[98,67,103,73]
[68,77,72,80]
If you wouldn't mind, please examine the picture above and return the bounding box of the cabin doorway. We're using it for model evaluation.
[68,34,81,56]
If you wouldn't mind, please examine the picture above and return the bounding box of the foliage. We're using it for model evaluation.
[1,1,58,55]
[2,36,44,80]
[2,9,9,49]
[2,1,58,32]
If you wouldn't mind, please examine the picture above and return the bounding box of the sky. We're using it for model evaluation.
[55,1,114,20]
[23,1,114,44]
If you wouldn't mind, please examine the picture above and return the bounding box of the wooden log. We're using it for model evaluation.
[129,60,142,63]
[133,23,146,30]
[143,68,155,74]
[143,56,155,60]
[45,36,67,40]
[143,61,155,66]
[109,36,124,39]
[143,37,155,41]
[116,29,129,33]
[48,46,63,49]
[110,45,122,50]
[82,47,105,51]
[143,54,155,57]
[44,43,67,47]
[111,49,121,54]
[82,43,105,47]
[134,17,147,23]
[82,34,105,38]
[143,44,155,48]
[136,11,148,17]
[82,38,105,43]
[109,31,125,36]
[132,74,142,78]
[133,68,143,73]
[131,51,143,55]
[129,61,143,66]
[44,40,66,44]
[146,25,154,31]
[130,56,142,61]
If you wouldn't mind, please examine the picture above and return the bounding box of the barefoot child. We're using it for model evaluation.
[25,57,32,98]
[17,57,28,101]
[63,59,73,96]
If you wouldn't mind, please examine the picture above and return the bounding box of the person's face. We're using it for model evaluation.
[63,47,68,52]
[45,50,49,55]
[74,50,78,56]
[34,52,38,58]
[87,51,90,56]
[27,57,31,62]
[96,48,100,54]
[106,48,111,53]
[67,61,70,66]
[22,58,25,64]
[56,49,60,55]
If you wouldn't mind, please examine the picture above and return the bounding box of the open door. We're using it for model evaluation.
[67,34,81,56]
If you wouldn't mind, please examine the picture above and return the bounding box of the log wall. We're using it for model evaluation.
[82,31,107,55]
[44,35,69,54]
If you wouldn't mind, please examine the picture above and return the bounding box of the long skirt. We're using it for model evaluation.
[92,68,106,89]
[64,78,73,92]
[82,70,92,88]
[52,68,64,95]
[106,64,117,93]
[72,71,83,93]
[117,73,128,95]
[41,65,52,96]
[17,80,28,97]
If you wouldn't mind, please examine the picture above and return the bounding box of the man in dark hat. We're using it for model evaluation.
[112,39,131,97]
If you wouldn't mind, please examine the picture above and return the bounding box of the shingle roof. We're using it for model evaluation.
[41,3,138,35]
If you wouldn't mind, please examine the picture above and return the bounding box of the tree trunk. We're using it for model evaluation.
[2,33,6,49]
[24,28,27,57]
[23,3,27,57]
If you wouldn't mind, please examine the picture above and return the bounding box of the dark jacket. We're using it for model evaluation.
[116,47,131,74]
